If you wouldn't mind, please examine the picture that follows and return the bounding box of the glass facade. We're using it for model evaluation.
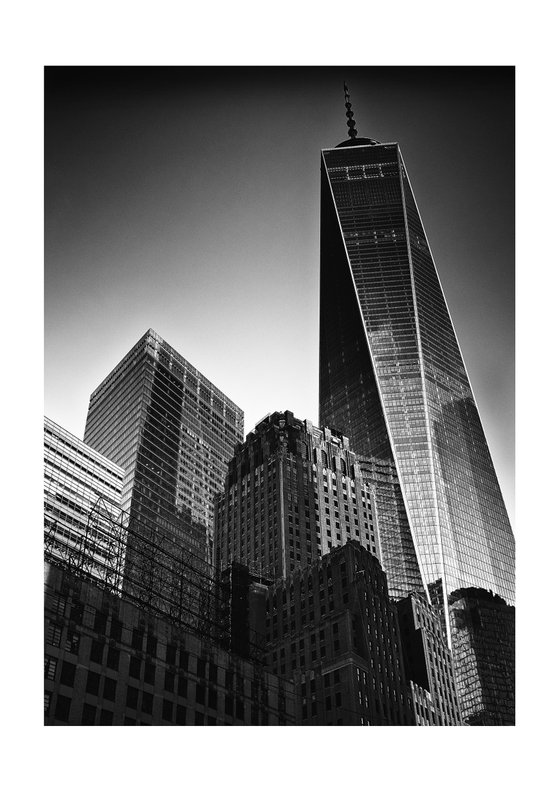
[84,329,244,567]
[44,416,126,587]
[319,142,515,645]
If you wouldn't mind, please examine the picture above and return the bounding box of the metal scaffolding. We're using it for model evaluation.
[45,497,219,639]
[44,497,266,661]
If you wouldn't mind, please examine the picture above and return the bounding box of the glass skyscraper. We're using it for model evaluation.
[84,329,244,566]
[318,130,515,705]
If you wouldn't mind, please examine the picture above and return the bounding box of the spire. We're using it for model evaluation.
[343,82,358,140]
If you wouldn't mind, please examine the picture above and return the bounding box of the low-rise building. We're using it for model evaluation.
[44,563,296,726]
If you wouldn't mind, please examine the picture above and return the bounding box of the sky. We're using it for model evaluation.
[44,66,515,523]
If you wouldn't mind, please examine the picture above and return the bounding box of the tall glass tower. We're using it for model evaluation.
[318,94,515,693]
[84,329,244,566]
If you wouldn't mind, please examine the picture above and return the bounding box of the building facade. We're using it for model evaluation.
[214,411,380,581]
[84,329,244,571]
[265,542,414,725]
[448,588,515,725]
[396,592,461,725]
[45,563,296,726]
[44,416,126,588]
[318,125,515,719]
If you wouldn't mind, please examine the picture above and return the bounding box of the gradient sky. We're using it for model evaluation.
[45,66,514,524]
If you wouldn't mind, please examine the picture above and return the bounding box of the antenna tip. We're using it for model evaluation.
[342,83,358,139]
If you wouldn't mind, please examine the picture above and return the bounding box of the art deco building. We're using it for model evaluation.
[84,329,244,573]
[44,416,126,588]
[214,411,380,581]
[318,90,515,720]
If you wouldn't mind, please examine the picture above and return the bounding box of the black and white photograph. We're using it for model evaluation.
[43,66,515,728]
[4,1,559,787]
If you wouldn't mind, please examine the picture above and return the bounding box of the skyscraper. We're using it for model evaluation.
[318,90,515,719]
[84,329,244,573]
[44,416,126,589]
[214,410,380,581]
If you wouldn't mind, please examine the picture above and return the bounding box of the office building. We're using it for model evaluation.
[396,592,461,725]
[358,455,423,601]
[44,416,126,588]
[84,329,244,575]
[449,588,515,725]
[318,92,515,718]
[265,541,414,725]
[44,562,296,726]
[214,410,380,581]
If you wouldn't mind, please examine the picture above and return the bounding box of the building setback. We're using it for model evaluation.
[44,562,296,726]
[265,542,414,725]
[84,328,244,577]
[44,416,126,589]
[448,588,515,725]
[318,100,515,720]
[215,411,380,581]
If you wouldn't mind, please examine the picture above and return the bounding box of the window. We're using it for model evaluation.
[86,671,100,696]
[46,623,62,648]
[60,661,76,688]
[195,711,205,725]
[144,661,155,685]
[106,647,120,671]
[70,601,83,623]
[90,640,104,664]
[65,631,80,654]
[110,619,122,642]
[141,692,153,715]
[81,703,96,725]
[99,709,113,725]
[178,677,188,698]
[94,611,107,633]
[164,670,175,693]
[44,691,52,716]
[47,593,66,618]
[54,694,71,722]
[103,677,117,702]
[44,655,57,681]
[129,656,141,679]
[176,704,187,725]
[196,683,205,706]
[162,699,173,721]
[166,644,177,665]
[126,686,138,709]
